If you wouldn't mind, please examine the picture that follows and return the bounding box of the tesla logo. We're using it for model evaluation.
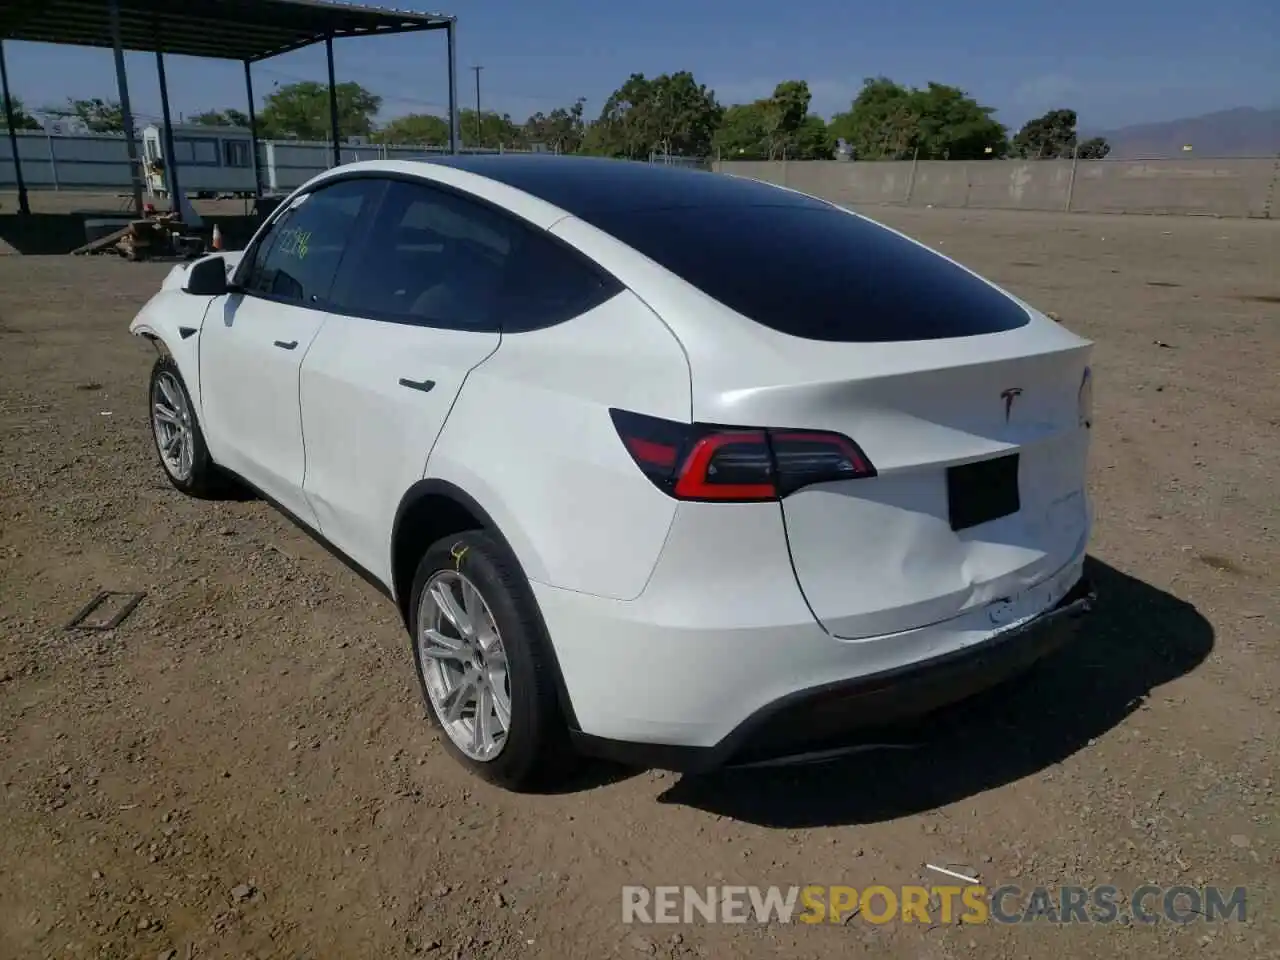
[1001,387,1023,422]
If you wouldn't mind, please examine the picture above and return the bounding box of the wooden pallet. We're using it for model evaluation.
[71,216,197,259]
[71,225,135,256]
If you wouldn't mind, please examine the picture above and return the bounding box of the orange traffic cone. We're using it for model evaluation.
[211,224,223,251]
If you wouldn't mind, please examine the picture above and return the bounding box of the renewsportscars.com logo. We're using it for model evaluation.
[622,884,1249,926]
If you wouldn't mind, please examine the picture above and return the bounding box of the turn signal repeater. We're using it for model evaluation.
[610,408,876,502]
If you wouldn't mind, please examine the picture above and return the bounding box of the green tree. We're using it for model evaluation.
[523,98,587,153]
[714,81,832,160]
[1011,108,1111,159]
[586,71,722,159]
[828,77,920,160]
[714,102,769,159]
[911,82,1007,159]
[189,108,251,128]
[2,94,43,131]
[374,112,451,145]
[1076,136,1111,159]
[41,97,125,133]
[791,113,834,160]
[829,77,1006,160]
[762,81,833,159]
[257,81,381,141]
[458,109,524,149]
[1011,108,1078,158]
[760,80,809,158]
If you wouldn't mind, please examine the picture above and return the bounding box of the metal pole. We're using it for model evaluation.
[1064,141,1079,213]
[108,0,144,216]
[0,38,31,215]
[446,19,460,154]
[154,48,181,211]
[244,60,263,205]
[905,146,919,205]
[325,35,340,168]
[48,130,59,191]
[1264,155,1280,220]
[471,65,482,146]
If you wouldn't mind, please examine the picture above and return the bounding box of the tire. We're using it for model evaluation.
[147,354,226,499]
[408,530,576,791]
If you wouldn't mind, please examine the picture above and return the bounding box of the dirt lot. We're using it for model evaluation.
[1,190,253,218]
[1,207,1277,960]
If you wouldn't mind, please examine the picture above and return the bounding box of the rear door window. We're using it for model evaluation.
[581,202,1031,342]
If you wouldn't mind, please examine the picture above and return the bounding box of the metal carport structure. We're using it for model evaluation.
[1,0,460,217]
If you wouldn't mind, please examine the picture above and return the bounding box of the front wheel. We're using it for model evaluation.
[147,355,225,499]
[408,530,576,791]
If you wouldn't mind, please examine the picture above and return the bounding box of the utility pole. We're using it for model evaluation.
[471,65,483,147]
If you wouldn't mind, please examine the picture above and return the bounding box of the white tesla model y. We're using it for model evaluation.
[130,156,1096,790]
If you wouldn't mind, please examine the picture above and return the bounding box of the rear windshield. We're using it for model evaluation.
[583,203,1032,342]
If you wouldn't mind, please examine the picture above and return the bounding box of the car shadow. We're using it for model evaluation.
[215,477,258,502]
[653,556,1214,827]
[532,758,639,795]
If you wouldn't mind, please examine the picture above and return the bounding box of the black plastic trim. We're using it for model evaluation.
[220,467,394,602]
[398,377,436,393]
[570,574,1096,773]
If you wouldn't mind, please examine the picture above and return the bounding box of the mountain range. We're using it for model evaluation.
[1090,106,1280,159]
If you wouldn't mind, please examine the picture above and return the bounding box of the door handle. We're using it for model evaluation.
[273,339,298,350]
[398,378,436,393]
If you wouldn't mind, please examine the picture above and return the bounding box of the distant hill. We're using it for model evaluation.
[1091,107,1280,159]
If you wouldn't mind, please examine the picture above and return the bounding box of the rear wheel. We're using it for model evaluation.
[409,530,576,791]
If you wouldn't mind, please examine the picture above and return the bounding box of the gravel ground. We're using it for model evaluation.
[0,207,1277,960]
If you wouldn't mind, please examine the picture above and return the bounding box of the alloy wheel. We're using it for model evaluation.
[417,570,512,761]
[151,370,195,482]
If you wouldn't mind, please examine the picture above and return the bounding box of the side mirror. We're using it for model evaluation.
[184,255,229,296]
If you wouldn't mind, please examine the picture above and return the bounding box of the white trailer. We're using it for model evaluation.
[142,123,259,198]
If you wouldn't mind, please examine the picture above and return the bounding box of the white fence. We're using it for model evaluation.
[1,130,137,191]
[2,129,547,198]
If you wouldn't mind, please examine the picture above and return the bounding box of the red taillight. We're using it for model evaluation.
[674,431,776,500]
[610,409,876,502]
[623,435,678,469]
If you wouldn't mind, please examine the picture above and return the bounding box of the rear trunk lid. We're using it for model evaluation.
[693,321,1093,638]
[770,333,1090,638]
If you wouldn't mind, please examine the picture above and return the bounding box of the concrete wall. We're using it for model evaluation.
[715,157,1280,218]
[7,136,1278,217]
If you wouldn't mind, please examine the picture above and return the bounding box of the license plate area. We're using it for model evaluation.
[947,453,1020,531]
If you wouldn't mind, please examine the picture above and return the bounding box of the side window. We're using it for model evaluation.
[237,204,291,291]
[240,179,379,307]
[495,224,624,334]
[332,179,621,332]
[223,140,251,168]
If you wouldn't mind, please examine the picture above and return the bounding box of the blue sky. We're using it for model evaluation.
[3,0,1277,132]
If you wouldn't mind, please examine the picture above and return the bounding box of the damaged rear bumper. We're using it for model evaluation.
[571,573,1096,773]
